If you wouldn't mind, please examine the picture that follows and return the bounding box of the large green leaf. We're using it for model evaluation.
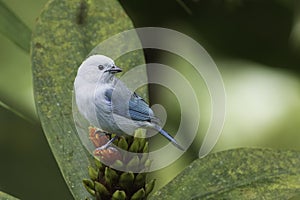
[31,0,145,199]
[0,100,35,124]
[150,148,300,199]
[0,0,31,52]
[0,191,19,200]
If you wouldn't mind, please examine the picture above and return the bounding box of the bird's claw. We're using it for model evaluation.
[94,129,110,136]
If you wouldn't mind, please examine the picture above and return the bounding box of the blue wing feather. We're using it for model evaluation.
[105,88,152,122]
[128,92,151,121]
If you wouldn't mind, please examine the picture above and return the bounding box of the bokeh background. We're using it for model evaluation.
[1,0,300,199]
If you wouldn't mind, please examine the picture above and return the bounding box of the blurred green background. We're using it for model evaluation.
[1,0,300,199]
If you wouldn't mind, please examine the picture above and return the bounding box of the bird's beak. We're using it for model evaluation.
[105,65,122,74]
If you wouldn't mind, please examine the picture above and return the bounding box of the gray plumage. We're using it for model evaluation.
[74,55,183,150]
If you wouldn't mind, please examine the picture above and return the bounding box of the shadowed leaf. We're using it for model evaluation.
[0,0,31,52]
[289,1,300,52]
[0,100,35,124]
[0,191,19,200]
[31,0,145,199]
[150,148,300,199]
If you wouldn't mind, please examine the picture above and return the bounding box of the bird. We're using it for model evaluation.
[74,55,184,151]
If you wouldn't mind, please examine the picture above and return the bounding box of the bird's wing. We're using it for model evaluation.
[104,87,154,122]
[128,92,152,122]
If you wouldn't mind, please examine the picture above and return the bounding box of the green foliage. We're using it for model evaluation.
[31,0,145,199]
[0,0,36,122]
[0,100,34,124]
[0,191,19,200]
[150,148,300,199]
[0,0,31,52]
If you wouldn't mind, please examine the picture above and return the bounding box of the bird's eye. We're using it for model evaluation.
[98,65,104,70]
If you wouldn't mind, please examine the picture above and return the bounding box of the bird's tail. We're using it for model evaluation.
[155,125,184,151]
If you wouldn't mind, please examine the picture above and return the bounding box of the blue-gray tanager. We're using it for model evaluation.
[74,55,183,150]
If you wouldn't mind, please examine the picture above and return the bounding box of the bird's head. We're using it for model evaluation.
[76,55,122,83]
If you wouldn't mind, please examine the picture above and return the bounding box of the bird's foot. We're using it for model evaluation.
[94,129,110,136]
[94,143,110,151]
[89,127,111,148]
[94,135,118,151]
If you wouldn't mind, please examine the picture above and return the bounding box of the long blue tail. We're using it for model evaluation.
[155,126,184,150]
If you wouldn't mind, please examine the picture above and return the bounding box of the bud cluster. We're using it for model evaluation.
[83,127,155,200]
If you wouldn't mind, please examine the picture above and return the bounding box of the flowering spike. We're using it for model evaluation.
[84,127,156,199]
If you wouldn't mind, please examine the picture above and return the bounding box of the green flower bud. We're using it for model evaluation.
[112,159,124,169]
[82,179,95,196]
[129,139,140,152]
[126,136,134,147]
[119,172,134,189]
[131,188,145,200]
[145,158,152,169]
[145,179,156,196]
[126,155,140,171]
[138,138,146,152]
[134,128,146,138]
[134,173,146,188]
[94,158,103,170]
[140,153,149,165]
[105,167,119,187]
[112,190,126,200]
[94,181,110,196]
[118,137,129,150]
[143,142,149,152]
[88,166,98,181]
